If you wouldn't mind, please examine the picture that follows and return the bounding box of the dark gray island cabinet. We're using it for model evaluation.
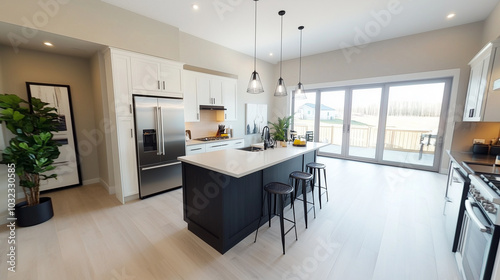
[178,142,328,254]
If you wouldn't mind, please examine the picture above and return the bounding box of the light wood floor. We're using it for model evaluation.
[0,157,462,280]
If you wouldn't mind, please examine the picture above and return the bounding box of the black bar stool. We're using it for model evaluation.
[289,171,315,228]
[254,182,298,254]
[306,162,329,209]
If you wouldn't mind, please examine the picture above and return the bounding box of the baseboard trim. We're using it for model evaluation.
[124,194,139,203]
[83,178,100,185]
[98,179,115,195]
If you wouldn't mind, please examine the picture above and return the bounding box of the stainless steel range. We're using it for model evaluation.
[456,171,500,280]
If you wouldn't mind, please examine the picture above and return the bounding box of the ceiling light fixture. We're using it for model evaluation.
[44,42,53,46]
[447,13,455,19]
[274,10,287,97]
[247,0,264,94]
[295,26,307,100]
[192,4,199,10]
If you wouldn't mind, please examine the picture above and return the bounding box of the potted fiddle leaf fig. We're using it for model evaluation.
[0,94,60,227]
[268,115,292,146]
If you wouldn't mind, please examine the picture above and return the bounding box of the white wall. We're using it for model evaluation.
[0,0,180,60]
[482,1,500,44]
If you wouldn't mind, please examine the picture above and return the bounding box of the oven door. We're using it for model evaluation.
[459,198,493,280]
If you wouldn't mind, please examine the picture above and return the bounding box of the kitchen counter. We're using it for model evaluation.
[178,142,328,177]
[447,150,498,175]
[179,142,329,253]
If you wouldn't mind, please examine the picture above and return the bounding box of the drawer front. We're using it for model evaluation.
[186,144,206,155]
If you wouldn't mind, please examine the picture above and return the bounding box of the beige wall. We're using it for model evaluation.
[0,45,99,183]
[482,1,500,44]
[90,53,111,188]
[180,32,278,145]
[0,0,179,60]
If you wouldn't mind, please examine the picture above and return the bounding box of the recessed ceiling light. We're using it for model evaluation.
[269,53,273,56]
[44,42,53,46]
[192,4,199,10]
[447,13,456,19]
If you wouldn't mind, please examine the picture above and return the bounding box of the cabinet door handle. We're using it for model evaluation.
[129,104,132,114]
[130,129,133,138]
[163,81,166,90]
[197,113,199,120]
[158,81,161,90]
[191,148,202,151]
[469,108,474,117]
[225,114,227,119]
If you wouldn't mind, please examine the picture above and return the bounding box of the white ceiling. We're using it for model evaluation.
[100,0,500,64]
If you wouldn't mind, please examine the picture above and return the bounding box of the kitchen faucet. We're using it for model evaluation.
[261,126,274,150]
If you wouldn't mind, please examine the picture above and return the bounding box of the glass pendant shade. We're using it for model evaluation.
[247,71,264,94]
[274,77,287,96]
[295,82,306,99]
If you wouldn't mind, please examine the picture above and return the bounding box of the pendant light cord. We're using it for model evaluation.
[279,12,283,78]
[299,28,302,82]
[253,0,257,72]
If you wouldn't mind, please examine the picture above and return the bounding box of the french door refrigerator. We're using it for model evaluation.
[133,95,186,198]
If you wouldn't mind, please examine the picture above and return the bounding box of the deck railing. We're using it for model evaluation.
[294,124,435,153]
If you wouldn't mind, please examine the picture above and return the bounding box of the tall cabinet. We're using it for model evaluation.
[463,39,500,122]
[103,48,184,203]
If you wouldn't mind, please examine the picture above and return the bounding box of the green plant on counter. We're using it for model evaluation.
[268,115,292,142]
[0,94,60,206]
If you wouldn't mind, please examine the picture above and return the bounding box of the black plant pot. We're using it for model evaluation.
[15,197,54,227]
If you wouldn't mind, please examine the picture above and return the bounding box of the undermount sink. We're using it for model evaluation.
[238,147,263,152]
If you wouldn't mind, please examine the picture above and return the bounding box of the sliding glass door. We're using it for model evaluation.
[294,78,451,171]
[382,81,449,167]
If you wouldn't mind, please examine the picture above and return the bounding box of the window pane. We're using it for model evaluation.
[318,90,345,155]
[383,83,445,166]
[293,92,316,140]
[348,88,382,159]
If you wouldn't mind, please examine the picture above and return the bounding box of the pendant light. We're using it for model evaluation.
[295,26,307,100]
[247,0,264,94]
[274,10,287,97]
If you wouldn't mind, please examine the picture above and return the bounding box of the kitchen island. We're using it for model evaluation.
[178,142,329,253]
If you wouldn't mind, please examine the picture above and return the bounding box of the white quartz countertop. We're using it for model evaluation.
[178,142,329,178]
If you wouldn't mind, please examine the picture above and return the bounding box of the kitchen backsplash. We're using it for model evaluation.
[185,110,236,139]
[451,122,500,152]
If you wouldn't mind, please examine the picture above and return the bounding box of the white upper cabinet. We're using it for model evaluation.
[184,70,238,122]
[110,52,133,117]
[129,53,183,97]
[463,39,500,122]
[184,71,200,122]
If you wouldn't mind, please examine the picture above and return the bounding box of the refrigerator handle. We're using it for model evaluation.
[160,106,165,155]
[155,107,161,156]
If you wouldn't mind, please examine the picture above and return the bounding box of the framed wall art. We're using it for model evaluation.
[245,103,268,135]
[27,82,82,191]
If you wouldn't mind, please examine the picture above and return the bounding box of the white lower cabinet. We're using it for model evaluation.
[186,144,206,155]
[186,139,244,155]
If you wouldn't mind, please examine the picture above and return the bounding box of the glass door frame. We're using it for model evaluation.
[293,78,452,172]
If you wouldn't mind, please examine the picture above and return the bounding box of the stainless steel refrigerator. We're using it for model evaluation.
[133,95,186,198]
